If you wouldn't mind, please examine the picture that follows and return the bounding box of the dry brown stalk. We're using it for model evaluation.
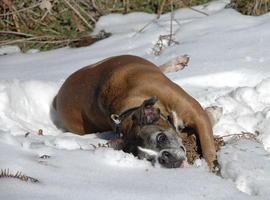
[2,0,21,32]
[91,0,105,15]
[0,36,77,46]
[131,18,156,38]
[168,0,174,46]
[124,0,130,13]
[0,31,33,37]
[181,0,209,16]
[70,0,97,23]
[253,0,269,15]
[62,0,93,29]
[0,2,41,17]
[216,131,260,143]
[0,169,39,183]
[157,0,167,19]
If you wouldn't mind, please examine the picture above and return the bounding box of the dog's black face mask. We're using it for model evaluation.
[120,96,187,168]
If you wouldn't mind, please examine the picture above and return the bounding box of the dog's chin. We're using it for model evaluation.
[147,157,187,168]
[173,160,184,168]
[145,156,187,168]
[161,160,184,168]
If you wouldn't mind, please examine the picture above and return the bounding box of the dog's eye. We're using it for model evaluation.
[156,133,167,144]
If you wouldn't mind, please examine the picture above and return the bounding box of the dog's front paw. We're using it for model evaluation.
[212,159,221,176]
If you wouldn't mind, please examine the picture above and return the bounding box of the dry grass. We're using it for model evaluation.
[228,0,270,16]
[1,0,269,52]
[0,0,214,51]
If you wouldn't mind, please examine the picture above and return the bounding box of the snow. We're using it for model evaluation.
[214,78,270,151]
[1,0,270,199]
[220,139,270,198]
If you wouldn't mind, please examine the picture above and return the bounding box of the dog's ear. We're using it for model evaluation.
[133,96,160,125]
[141,105,160,125]
[142,96,158,107]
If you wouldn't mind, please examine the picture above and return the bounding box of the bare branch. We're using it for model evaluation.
[62,0,93,29]
[0,31,33,38]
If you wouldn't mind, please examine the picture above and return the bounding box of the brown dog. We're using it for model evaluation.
[54,55,219,172]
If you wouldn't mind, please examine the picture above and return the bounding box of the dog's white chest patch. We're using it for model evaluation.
[171,111,185,132]
[138,146,158,156]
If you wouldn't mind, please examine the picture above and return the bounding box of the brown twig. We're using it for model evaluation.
[0,169,39,183]
[168,0,174,46]
[0,36,45,46]
[0,31,33,38]
[91,0,105,15]
[70,0,97,23]
[0,3,41,17]
[217,132,258,138]
[124,0,130,13]
[0,36,77,46]
[181,0,209,16]
[2,0,21,32]
[216,131,260,143]
[131,18,157,37]
[62,0,93,29]
[157,0,167,19]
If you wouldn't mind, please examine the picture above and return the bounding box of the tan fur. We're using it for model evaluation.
[55,55,217,170]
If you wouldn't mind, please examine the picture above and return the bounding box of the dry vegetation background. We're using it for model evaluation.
[0,0,270,52]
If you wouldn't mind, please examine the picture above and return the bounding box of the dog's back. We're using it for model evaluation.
[55,55,166,134]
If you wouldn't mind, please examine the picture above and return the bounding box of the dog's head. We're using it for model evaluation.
[117,97,187,168]
[136,125,186,168]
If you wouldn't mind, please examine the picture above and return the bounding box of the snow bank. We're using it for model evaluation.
[0,80,60,136]
[219,139,270,199]
[214,78,270,151]
[0,140,254,200]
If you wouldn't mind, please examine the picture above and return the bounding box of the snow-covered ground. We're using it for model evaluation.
[1,0,270,199]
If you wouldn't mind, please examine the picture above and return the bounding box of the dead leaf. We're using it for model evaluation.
[40,0,52,13]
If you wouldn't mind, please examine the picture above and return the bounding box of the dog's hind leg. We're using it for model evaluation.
[159,55,190,73]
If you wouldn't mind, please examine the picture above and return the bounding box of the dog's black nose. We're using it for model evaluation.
[158,151,185,168]
[158,151,171,165]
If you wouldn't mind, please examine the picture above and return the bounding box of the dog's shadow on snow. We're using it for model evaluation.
[49,96,67,133]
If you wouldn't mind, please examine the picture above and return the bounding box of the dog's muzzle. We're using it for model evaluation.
[158,149,186,168]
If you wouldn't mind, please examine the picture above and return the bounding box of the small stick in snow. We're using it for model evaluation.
[216,131,260,143]
[168,0,174,46]
[38,129,43,135]
[39,155,50,159]
[25,132,30,137]
[181,0,209,16]
[0,169,39,183]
